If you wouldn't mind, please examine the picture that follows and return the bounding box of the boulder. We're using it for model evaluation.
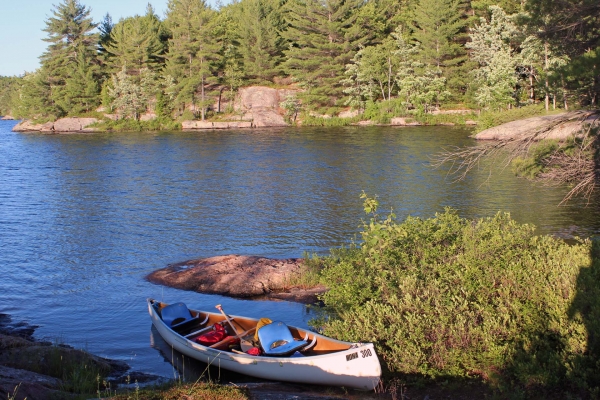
[390,117,421,126]
[53,117,98,132]
[147,255,326,303]
[19,121,53,132]
[475,111,599,141]
[338,109,360,119]
[13,118,99,133]
[181,120,214,129]
[247,109,287,127]
[140,113,157,121]
[237,86,296,127]
[1,115,14,120]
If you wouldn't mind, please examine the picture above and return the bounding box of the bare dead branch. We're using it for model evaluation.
[432,111,600,205]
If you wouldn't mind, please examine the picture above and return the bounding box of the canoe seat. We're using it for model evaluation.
[161,302,200,332]
[257,321,308,357]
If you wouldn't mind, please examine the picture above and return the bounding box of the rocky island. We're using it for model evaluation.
[147,255,326,304]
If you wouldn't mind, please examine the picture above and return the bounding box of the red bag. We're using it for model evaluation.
[197,323,227,346]
[246,347,262,356]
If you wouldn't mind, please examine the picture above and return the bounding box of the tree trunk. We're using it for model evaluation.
[544,42,549,111]
[218,87,225,113]
[201,74,205,121]
[562,76,569,110]
[388,57,392,101]
[529,68,534,101]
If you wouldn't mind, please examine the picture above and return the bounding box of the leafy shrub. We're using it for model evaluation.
[362,99,406,124]
[91,117,181,132]
[312,194,600,394]
[300,114,356,127]
[512,140,560,179]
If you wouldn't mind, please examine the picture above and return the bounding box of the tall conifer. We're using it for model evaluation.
[165,0,219,120]
[39,0,98,116]
[283,0,369,110]
[410,0,468,101]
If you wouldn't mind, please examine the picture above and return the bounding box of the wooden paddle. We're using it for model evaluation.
[215,304,254,351]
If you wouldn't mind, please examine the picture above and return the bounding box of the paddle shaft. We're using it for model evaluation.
[216,304,242,338]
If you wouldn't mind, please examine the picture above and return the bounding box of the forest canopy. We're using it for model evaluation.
[0,0,598,121]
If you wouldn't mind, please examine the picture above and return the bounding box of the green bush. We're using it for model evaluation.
[312,194,600,395]
[300,114,356,127]
[91,117,181,132]
[512,140,560,179]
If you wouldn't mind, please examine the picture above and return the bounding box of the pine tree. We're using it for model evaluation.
[39,0,98,117]
[233,0,287,83]
[410,0,468,102]
[104,6,168,75]
[12,70,56,119]
[283,0,370,111]
[61,52,99,114]
[165,0,219,120]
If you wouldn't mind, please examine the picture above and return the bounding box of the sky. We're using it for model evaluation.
[0,1,170,77]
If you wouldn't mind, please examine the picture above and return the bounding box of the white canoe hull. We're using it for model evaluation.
[148,299,381,390]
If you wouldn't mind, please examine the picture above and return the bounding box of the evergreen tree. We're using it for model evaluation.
[104,6,168,75]
[61,51,100,114]
[410,0,468,101]
[98,13,114,56]
[107,66,155,119]
[283,0,370,110]
[39,0,99,117]
[12,70,56,119]
[0,77,22,117]
[165,0,219,120]
[234,0,287,83]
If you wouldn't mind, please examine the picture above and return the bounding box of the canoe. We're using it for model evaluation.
[147,298,382,390]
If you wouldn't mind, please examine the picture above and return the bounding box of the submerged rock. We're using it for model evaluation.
[147,255,326,304]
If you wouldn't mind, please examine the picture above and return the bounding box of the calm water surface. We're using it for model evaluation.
[1,120,599,377]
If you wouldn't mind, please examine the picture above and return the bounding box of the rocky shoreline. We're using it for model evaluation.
[474,110,600,141]
[147,255,327,304]
[0,314,162,400]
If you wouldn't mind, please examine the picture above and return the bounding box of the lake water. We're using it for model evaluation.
[1,120,599,378]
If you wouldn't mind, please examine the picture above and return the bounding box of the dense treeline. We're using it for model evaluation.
[0,0,598,121]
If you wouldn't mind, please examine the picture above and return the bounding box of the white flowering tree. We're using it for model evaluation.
[467,6,520,110]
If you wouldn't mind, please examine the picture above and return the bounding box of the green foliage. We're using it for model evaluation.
[37,0,100,117]
[312,194,600,395]
[104,6,168,75]
[165,0,219,120]
[283,0,371,109]
[362,99,406,123]
[512,140,560,179]
[91,117,181,132]
[300,114,357,126]
[233,0,287,83]
[110,381,249,400]
[0,76,22,116]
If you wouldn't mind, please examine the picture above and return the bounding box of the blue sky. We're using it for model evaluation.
[0,1,170,77]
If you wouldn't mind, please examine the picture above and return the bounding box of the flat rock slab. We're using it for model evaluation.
[12,117,98,133]
[475,111,599,141]
[147,255,326,303]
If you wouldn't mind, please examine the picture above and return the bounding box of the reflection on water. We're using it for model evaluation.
[1,120,599,377]
[149,325,265,383]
